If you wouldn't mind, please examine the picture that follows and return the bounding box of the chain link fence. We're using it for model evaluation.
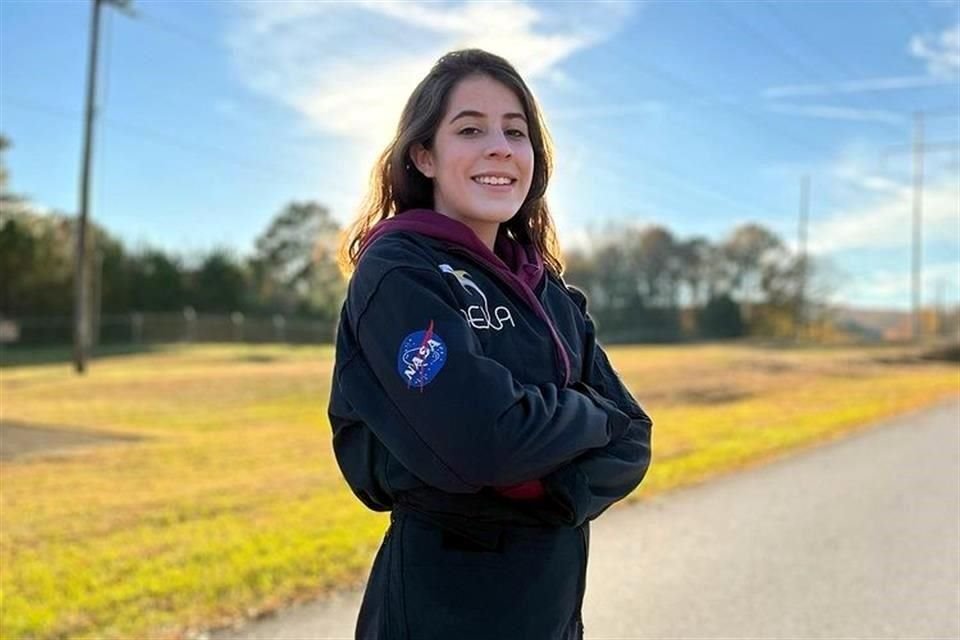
[0,308,337,348]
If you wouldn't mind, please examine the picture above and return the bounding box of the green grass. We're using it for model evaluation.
[1,342,957,639]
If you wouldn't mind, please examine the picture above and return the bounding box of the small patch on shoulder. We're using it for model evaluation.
[396,320,447,389]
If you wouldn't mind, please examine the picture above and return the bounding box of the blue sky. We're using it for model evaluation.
[1,0,958,310]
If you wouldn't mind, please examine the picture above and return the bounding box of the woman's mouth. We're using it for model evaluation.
[471,176,516,191]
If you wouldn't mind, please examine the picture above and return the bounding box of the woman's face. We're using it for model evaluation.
[411,74,534,241]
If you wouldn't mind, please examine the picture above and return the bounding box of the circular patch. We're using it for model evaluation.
[397,326,448,388]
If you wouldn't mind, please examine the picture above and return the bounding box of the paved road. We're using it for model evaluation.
[210,397,960,639]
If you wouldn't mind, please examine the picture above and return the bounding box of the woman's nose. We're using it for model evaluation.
[485,130,512,158]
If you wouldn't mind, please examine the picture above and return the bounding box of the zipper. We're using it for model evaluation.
[444,245,572,387]
[574,525,589,632]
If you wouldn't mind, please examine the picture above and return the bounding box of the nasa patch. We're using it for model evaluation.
[397,320,447,389]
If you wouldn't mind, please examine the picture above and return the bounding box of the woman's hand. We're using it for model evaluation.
[495,479,545,500]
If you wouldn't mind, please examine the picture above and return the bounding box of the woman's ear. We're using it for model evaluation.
[409,143,435,178]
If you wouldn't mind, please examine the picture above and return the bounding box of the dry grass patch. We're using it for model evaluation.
[0,342,956,639]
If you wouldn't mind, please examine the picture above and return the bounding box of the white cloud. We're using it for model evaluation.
[807,175,960,255]
[837,261,960,309]
[910,23,960,77]
[222,1,636,222]
[831,153,912,197]
[763,20,958,102]
[762,74,956,99]
[761,23,959,128]
[757,145,959,308]
[764,103,906,125]
[225,1,634,147]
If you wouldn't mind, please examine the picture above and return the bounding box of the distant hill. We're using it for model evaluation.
[829,307,911,341]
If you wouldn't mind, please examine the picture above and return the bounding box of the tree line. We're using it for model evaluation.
[1,133,823,344]
[0,199,344,321]
[565,222,823,342]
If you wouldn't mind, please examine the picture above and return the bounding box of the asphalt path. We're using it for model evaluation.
[210,397,960,639]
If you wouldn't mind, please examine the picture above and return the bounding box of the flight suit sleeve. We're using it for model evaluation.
[337,265,632,494]
[540,287,654,528]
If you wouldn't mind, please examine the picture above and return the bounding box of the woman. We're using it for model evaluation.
[328,49,653,640]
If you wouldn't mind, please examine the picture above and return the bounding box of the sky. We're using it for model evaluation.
[1,0,958,310]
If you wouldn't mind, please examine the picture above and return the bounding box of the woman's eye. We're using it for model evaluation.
[458,127,481,136]
[506,129,527,138]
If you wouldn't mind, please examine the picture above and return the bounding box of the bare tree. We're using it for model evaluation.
[722,223,787,304]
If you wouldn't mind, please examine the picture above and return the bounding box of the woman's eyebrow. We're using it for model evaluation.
[448,110,528,124]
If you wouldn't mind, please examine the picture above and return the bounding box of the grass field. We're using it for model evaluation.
[1,342,957,639]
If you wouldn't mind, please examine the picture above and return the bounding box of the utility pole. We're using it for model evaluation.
[880,110,958,344]
[933,278,945,339]
[910,112,924,343]
[796,174,810,341]
[74,0,133,374]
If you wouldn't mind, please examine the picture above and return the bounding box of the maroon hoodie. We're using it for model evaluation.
[358,208,576,500]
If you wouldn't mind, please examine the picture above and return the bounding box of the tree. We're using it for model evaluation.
[698,293,744,338]
[251,201,342,315]
[128,249,185,311]
[190,249,247,312]
[0,207,75,317]
[0,134,21,207]
[633,225,679,308]
[0,134,11,196]
[97,233,131,314]
[721,223,787,303]
[675,236,711,308]
[305,228,347,320]
[0,210,43,316]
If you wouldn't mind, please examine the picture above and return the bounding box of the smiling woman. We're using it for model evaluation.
[407,75,534,249]
[328,49,653,640]
[338,48,561,276]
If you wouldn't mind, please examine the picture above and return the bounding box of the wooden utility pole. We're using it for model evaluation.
[796,174,810,341]
[74,0,132,374]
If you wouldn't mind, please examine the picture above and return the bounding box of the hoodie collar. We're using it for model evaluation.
[357,208,545,290]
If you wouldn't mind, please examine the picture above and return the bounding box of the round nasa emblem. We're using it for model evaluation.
[396,323,447,388]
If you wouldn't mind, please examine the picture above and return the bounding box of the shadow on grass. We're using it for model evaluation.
[235,353,281,364]
[0,420,145,461]
[871,342,960,365]
[666,386,753,405]
[0,344,168,368]
[920,343,960,363]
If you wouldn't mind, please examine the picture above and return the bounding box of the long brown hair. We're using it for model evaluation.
[337,49,564,278]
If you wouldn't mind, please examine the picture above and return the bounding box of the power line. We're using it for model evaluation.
[100,3,924,171]
[134,9,233,55]
[0,96,352,199]
[75,0,132,374]
[903,1,949,36]
[94,7,114,247]
[131,2,951,170]
[579,41,844,160]
[715,3,836,86]
[762,2,864,81]
[896,2,935,38]
[144,3,832,165]
[582,128,784,222]
[13,5,955,243]
[6,91,784,241]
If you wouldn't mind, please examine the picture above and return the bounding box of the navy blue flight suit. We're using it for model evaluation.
[328,228,653,639]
